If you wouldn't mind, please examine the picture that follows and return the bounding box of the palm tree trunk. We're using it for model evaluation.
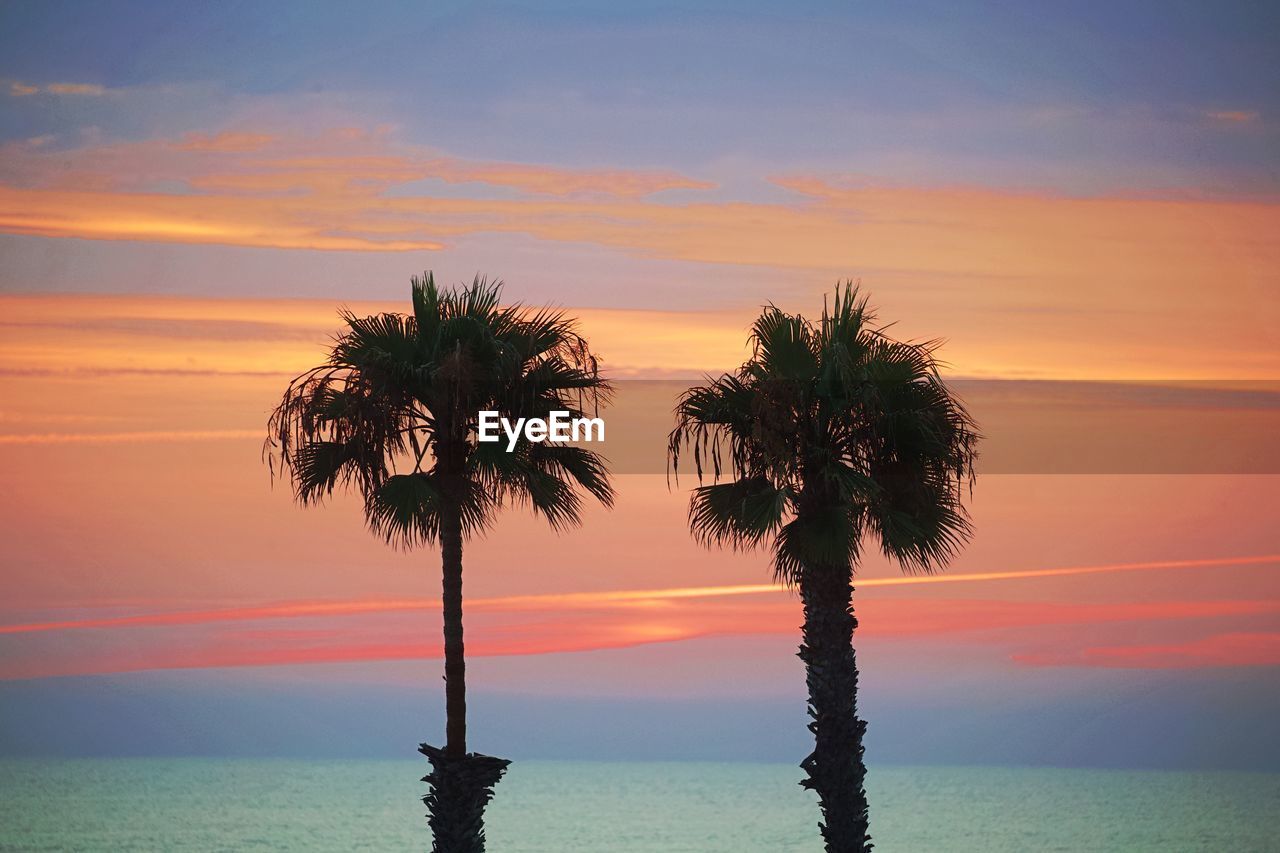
[441,500,467,759]
[420,500,509,853]
[798,564,872,853]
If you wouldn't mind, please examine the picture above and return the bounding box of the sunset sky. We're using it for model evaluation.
[1,1,1277,767]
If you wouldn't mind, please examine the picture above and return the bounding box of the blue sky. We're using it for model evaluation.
[3,0,1277,192]
[5,644,1278,769]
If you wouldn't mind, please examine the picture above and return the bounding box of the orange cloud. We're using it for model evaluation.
[0,294,751,379]
[0,429,262,445]
[44,82,105,96]
[7,81,107,97]
[175,132,278,152]
[1,133,1276,356]
[0,186,446,250]
[431,161,713,196]
[1,128,1278,377]
[2,173,1275,311]
[1206,110,1260,124]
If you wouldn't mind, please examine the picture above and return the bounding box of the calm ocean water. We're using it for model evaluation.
[1,759,1277,852]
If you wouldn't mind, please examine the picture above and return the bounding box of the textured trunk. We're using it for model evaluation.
[420,744,509,853]
[420,498,509,853]
[798,564,872,853]
[441,500,467,759]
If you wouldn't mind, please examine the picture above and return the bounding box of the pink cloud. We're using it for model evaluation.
[1205,110,1260,124]
[1014,632,1280,669]
[1,128,712,201]
[7,80,108,97]
[5,553,1277,637]
[2,549,1276,679]
[4,594,1275,680]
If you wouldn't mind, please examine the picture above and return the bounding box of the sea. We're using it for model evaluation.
[1,760,1277,852]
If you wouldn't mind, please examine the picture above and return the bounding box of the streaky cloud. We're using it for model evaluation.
[4,553,1276,635]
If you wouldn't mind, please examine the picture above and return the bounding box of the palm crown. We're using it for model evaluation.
[268,272,614,542]
[669,283,978,581]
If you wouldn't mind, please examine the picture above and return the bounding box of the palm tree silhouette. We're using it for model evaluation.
[267,272,613,853]
[668,284,978,853]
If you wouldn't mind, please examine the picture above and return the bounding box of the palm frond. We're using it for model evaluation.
[749,306,818,381]
[364,472,444,547]
[411,270,443,345]
[532,444,616,509]
[668,374,757,482]
[866,468,973,574]
[772,507,862,584]
[667,281,979,581]
[688,477,793,550]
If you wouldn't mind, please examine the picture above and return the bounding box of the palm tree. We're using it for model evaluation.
[267,272,613,853]
[668,283,978,853]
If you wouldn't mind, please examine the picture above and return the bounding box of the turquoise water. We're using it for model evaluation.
[1,760,1277,852]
